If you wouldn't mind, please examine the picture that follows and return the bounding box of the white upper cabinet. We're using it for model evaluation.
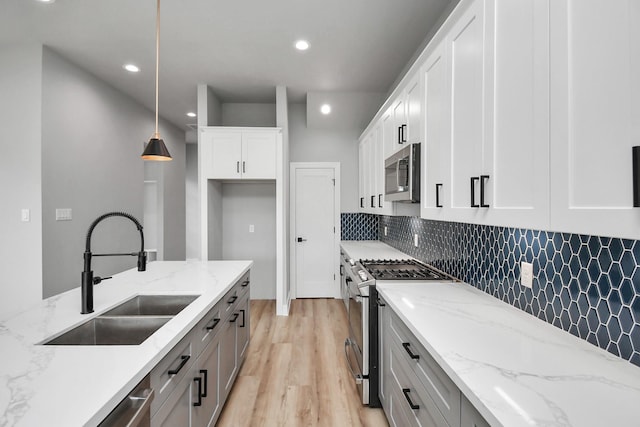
[423,0,550,230]
[421,40,451,220]
[201,128,278,180]
[405,74,422,145]
[358,121,395,215]
[549,0,640,239]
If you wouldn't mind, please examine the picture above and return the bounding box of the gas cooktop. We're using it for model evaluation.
[359,259,452,281]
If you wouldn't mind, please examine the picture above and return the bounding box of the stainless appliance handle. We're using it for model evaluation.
[343,338,363,384]
[395,160,401,189]
[126,389,154,427]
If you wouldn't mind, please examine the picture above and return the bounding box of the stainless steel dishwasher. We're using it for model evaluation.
[98,375,154,427]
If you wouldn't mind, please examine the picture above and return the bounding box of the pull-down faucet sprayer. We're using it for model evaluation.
[81,212,147,314]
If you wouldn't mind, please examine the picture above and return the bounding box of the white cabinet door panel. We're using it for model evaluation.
[209,132,242,180]
[550,0,640,239]
[242,132,277,179]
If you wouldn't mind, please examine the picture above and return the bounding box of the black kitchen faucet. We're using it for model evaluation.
[81,212,147,314]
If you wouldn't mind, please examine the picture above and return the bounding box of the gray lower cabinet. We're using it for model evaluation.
[379,296,489,427]
[151,271,250,427]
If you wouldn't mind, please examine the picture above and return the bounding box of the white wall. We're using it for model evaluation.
[221,183,277,299]
[0,44,43,319]
[289,103,361,212]
[185,144,199,259]
[41,47,185,298]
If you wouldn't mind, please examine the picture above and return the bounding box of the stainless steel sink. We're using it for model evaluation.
[43,316,171,346]
[101,295,199,316]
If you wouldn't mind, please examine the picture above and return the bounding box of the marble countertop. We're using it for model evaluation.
[377,282,640,427]
[0,260,252,427]
[340,240,411,261]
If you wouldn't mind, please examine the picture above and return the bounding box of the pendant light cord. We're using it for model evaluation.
[153,0,160,139]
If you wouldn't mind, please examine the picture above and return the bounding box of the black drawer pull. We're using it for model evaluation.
[227,295,238,304]
[168,355,190,376]
[377,298,386,307]
[193,377,202,407]
[205,318,220,331]
[435,183,443,208]
[199,369,208,397]
[378,194,383,208]
[402,388,420,410]
[470,177,480,208]
[230,312,240,323]
[360,197,364,208]
[480,175,490,208]
[240,309,246,328]
[402,342,420,360]
[241,280,249,287]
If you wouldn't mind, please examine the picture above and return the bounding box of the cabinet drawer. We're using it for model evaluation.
[236,271,250,300]
[150,332,194,416]
[193,302,224,356]
[389,310,461,427]
[390,342,450,427]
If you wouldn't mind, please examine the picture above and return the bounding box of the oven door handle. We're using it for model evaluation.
[343,338,363,384]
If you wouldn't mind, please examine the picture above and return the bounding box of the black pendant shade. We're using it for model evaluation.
[142,137,172,161]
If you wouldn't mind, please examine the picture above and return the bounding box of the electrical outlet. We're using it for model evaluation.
[249,224,255,233]
[21,209,30,222]
[55,208,72,221]
[521,261,533,289]
[414,233,419,247]
[384,226,388,236]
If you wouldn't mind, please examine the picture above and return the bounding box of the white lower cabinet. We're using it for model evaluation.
[151,272,250,427]
[379,295,488,427]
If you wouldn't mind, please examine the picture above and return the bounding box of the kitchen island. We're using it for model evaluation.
[0,260,252,426]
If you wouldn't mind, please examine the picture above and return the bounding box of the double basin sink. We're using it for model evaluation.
[43,295,200,346]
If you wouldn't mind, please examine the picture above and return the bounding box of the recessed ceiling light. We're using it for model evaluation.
[186,112,197,118]
[320,104,331,115]
[295,40,310,51]
[123,64,140,73]
[37,0,55,3]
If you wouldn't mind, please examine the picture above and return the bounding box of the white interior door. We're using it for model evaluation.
[293,166,337,298]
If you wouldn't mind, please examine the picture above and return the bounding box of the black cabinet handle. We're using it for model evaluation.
[378,194,383,208]
[228,295,238,304]
[436,183,443,208]
[240,309,246,328]
[297,237,307,242]
[360,197,364,208]
[346,277,352,284]
[241,280,249,287]
[168,355,190,376]
[398,126,403,144]
[402,388,420,410]
[242,161,246,173]
[377,297,386,307]
[236,161,240,173]
[480,175,490,208]
[402,342,420,360]
[370,195,375,208]
[193,377,202,407]
[470,177,480,208]
[199,369,208,397]
[340,264,344,276]
[230,312,240,323]
[402,124,407,143]
[205,318,220,331]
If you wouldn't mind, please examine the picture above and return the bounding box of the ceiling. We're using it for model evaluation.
[1,0,456,131]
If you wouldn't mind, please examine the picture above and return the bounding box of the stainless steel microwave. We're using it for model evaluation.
[384,143,420,202]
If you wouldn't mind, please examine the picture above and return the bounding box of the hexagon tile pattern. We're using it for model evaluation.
[341,213,379,241]
[378,215,640,368]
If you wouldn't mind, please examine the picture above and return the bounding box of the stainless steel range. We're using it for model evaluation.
[343,257,454,407]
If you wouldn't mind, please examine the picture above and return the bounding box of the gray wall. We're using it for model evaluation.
[221,103,276,127]
[289,103,360,212]
[0,44,44,319]
[41,47,185,298]
[221,183,276,299]
[185,144,199,259]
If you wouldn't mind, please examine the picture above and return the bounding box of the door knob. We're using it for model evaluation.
[297,237,307,242]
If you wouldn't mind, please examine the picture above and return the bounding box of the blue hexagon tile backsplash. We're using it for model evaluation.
[341,213,379,240]
[374,215,640,367]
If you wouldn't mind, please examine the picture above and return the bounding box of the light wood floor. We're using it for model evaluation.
[217,299,389,427]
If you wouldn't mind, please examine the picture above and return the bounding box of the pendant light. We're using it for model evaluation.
[141,0,172,161]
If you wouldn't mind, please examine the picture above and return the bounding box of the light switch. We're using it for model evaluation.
[384,226,388,236]
[56,208,72,221]
[521,261,533,289]
[414,233,419,247]
[21,209,30,222]
[249,224,255,233]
